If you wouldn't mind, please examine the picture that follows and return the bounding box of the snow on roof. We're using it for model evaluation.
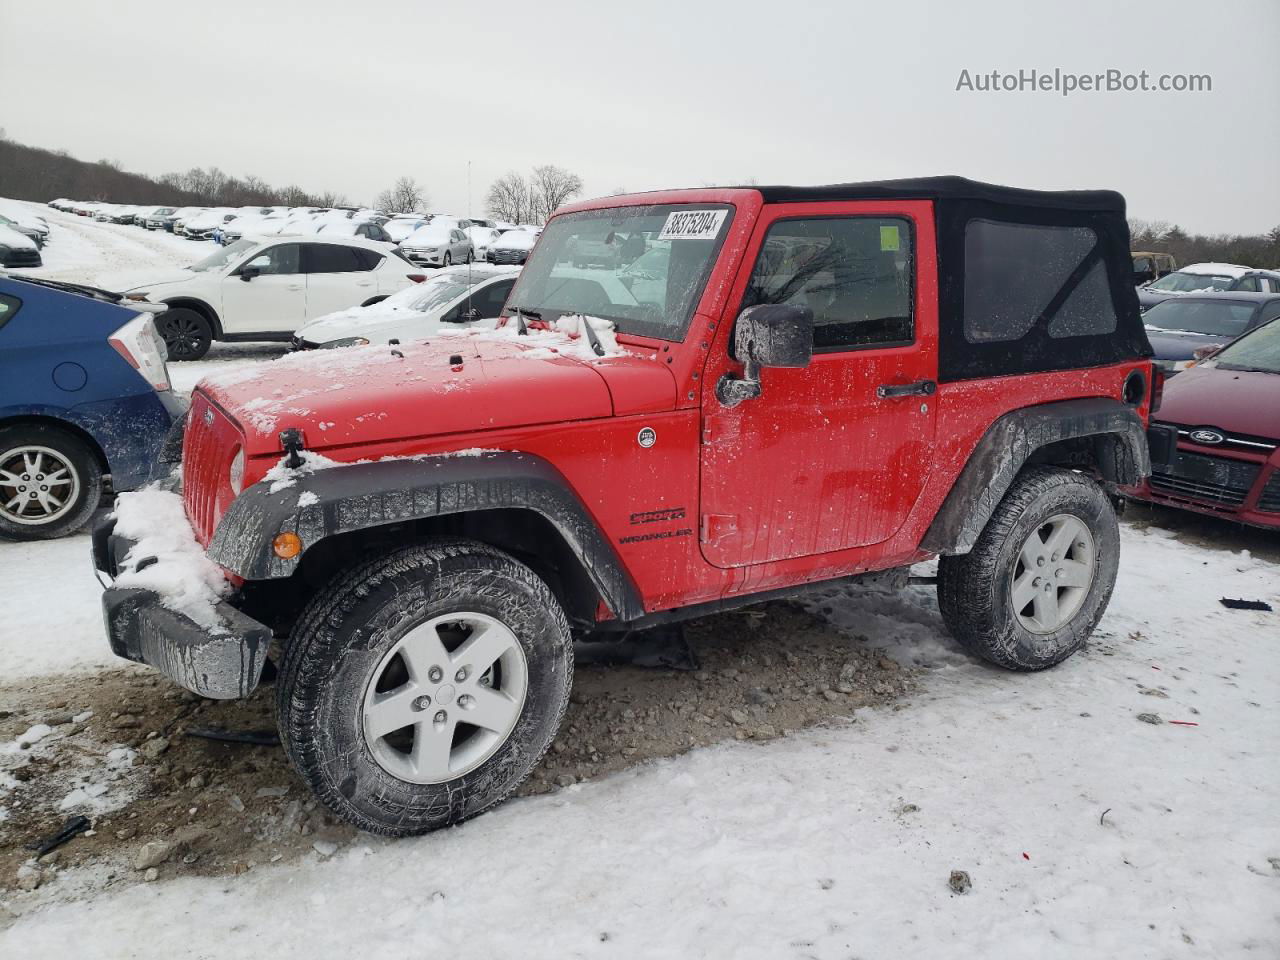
[1179,262,1250,278]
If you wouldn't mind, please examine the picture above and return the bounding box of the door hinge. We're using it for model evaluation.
[700,514,737,544]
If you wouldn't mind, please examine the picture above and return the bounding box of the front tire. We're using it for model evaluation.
[277,540,573,836]
[0,424,103,541]
[443,252,452,267]
[157,308,212,361]
[937,466,1119,671]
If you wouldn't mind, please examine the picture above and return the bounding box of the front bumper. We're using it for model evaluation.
[92,516,272,699]
[1130,424,1280,529]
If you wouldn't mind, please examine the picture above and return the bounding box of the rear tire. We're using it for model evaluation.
[937,466,1119,671]
[276,540,573,836]
[0,424,103,541]
[157,308,212,361]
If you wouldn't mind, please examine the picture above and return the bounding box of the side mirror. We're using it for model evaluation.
[717,303,814,407]
[240,266,261,282]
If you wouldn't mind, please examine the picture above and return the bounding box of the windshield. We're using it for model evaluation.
[404,276,478,312]
[504,203,733,339]
[189,239,258,273]
[1212,318,1280,373]
[1143,299,1255,337]
[1148,271,1234,292]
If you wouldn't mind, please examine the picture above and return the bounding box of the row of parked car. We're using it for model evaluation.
[1132,260,1280,372]
[0,202,51,268]
[1122,258,1279,528]
[47,198,544,267]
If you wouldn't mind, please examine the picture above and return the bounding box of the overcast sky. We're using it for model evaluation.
[2,0,1277,233]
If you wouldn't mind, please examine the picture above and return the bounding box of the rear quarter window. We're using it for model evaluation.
[963,220,1117,342]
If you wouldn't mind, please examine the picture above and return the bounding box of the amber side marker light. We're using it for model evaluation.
[273,532,303,559]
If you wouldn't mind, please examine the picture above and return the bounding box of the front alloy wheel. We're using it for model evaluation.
[277,540,573,836]
[362,612,529,784]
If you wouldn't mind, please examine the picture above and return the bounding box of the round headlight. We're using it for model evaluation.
[229,446,245,494]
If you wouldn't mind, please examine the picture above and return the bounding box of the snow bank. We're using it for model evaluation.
[111,488,230,631]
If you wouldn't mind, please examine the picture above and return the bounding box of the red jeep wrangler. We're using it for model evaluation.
[94,177,1155,836]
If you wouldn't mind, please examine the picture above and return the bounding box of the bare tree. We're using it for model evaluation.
[486,171,535,224]
[375,176,427,213]
[487,165,583,224]
[529,164,583,222]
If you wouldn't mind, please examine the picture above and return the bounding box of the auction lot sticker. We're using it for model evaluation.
[659,209,727,240]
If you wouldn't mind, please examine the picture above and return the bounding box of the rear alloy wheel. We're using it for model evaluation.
[937,466,1119,671]
[277,540,573,835]
[157,308,212,361]
[0,425,103,541]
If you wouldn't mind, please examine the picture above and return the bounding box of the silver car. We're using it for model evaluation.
[400,224,474,267]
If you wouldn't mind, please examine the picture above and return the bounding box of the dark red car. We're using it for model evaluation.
[1140,318,1280,528]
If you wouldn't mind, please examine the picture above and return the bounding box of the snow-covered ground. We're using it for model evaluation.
[1,199,1278,957]
[2,524,1277,957]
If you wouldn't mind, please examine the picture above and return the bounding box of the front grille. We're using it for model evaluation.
[1158,421,1279,456]
[1150,451,1261,508]
[1259,472,1280,513]
[182,393,243,545]
[490,249,526,264]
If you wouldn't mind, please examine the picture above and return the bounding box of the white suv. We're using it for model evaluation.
[108,236,425,359]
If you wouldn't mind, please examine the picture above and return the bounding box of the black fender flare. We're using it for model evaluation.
[206,451,644,621]
[920,397,1149,556]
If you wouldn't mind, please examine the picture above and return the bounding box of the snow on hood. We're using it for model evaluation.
[0,224,37,251]
[402,226,452,246]
[494,231,537,250]
[196,315,667,456]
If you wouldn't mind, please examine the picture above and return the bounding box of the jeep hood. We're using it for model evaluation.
[1157,363,1280,440]
[197,335,675,457]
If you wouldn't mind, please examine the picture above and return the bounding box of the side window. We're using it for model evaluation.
[468,278,516,318]
[304,244,364,274]
[742,216,914,350]
[243,244,301,275]
[352,248,384,271]
[1233,276,1260,292]
[0,293,20,332]
[963,220,1116,342]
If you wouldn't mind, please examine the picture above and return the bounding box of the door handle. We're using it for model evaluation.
[876,379,936,399]
[287,283,303,291]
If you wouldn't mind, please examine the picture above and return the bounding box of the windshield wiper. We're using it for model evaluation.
[575,314,606,357]
[9,275,123,302]
[507,305,541,335]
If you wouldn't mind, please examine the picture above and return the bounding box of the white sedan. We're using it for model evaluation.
[293,265,520,348]
[105,236,427,360]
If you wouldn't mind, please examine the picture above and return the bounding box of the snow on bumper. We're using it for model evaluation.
[91,512,271,701]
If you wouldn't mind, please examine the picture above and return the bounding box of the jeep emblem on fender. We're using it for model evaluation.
[1189,428,1224,445]
[203,408,214,426]
[637,427,657,449]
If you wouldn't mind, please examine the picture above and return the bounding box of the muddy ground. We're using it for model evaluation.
[0,599,914,914]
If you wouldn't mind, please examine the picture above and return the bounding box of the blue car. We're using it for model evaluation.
[0,274,182,540]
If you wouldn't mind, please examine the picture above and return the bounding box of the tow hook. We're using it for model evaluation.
[278,427,307,468]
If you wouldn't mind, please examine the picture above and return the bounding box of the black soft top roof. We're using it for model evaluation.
[751,176,1125,214]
